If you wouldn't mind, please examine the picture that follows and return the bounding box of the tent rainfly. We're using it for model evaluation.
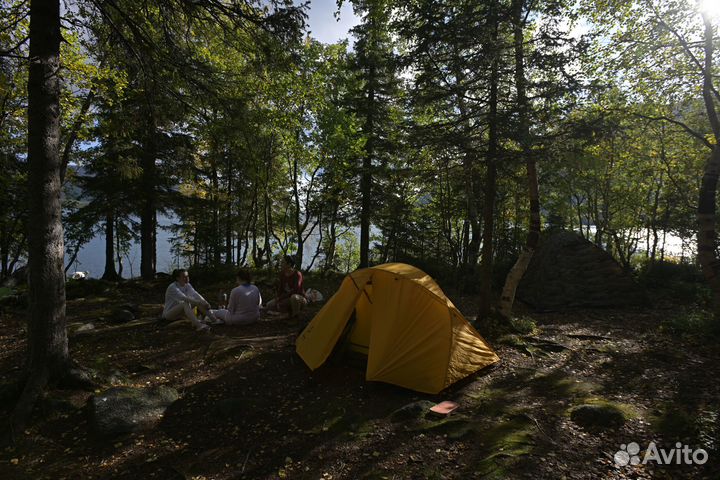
[296,263,500,394]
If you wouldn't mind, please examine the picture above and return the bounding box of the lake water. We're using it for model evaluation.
[66,221,696,279]
[65,213,324,278]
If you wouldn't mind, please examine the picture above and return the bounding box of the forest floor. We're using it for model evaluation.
[0,273,719,480]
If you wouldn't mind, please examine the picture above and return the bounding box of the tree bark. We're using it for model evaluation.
[478,1,500,319]
[499,0,541,319]
[359,69,375,269]
[225,152,233,265]
[697,9,720,315]
[115,217,123,278]
[102,212,119,281]
[10,0,69,436]
[140,116,157,280]
[211,155,220,265]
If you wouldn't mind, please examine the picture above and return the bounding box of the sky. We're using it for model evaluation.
[303,0,360,45]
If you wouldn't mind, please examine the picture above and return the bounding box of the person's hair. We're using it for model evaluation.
[283,254,296,268]
[172,268,188,280]
[236,268,252,283]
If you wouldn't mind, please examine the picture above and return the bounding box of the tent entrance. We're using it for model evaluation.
[347,282,373,355]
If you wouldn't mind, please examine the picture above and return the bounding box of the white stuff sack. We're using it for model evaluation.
[305,288,324,303]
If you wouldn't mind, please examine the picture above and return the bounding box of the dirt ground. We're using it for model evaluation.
[0,275,719,479]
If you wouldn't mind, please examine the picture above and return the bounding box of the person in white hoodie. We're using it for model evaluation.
[162,269,219,331]
[212,268,262,325]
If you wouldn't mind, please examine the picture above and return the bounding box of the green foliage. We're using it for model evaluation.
[5,0,719,311]
[660,308,720,337]
[187,263,239,287]
[509,316,538,335]
[65,279,114,300]
[636,259,711,305]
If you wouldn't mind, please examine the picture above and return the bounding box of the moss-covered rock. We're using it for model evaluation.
[570,403,626,429]
[87,386,179,437]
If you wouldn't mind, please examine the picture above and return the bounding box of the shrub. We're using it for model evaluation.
[65,279,114,300]
[509,315,537,335]
[660,308,720,337]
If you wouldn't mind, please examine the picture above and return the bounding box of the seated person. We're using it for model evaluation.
[265,254,307,319]
[162,268,219,331]
[213,269,262,325]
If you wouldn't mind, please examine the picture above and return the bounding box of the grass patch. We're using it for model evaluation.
[651,404,701,442]
[471,414,536,479]
[530,370,601,399]
[420,416,477,439]
[582,397,640,419]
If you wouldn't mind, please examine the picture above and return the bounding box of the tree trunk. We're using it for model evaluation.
[292,148,303,267]
[11,0,69,435]
[359,66,375,269]
[101,212,119,281]
[115,217,123,278]
[324,203,339,272]
[225,152,233,265]
[140,116,157,280]
[478,1,500,319]
[211,157,220,265]
[697,10,720,316]
[499,0,541,319]
[262,145,273,268]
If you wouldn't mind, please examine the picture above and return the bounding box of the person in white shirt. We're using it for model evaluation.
[162,269,219,331]
[213,269,262,325]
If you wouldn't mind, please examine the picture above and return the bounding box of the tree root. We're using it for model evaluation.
[58,363,98,391]
[3,367,50,446]
[1,361,97,446]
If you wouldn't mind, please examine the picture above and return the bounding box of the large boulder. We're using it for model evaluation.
[517,230,645,310]
[87,386,179,437]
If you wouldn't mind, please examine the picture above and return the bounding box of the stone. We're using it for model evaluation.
[570,404,626,429]
[87,386,179,437]
[205,338,251,361]
[69,323,95,336]
[109,308,135,324]
[389,400,436,423]
[117,303,140,316]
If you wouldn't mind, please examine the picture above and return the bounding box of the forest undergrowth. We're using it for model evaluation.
[0,274,718,479]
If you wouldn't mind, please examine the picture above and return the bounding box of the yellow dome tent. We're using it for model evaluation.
[296,263,500,394]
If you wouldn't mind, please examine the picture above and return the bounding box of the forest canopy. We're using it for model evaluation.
[1,0,717,282]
